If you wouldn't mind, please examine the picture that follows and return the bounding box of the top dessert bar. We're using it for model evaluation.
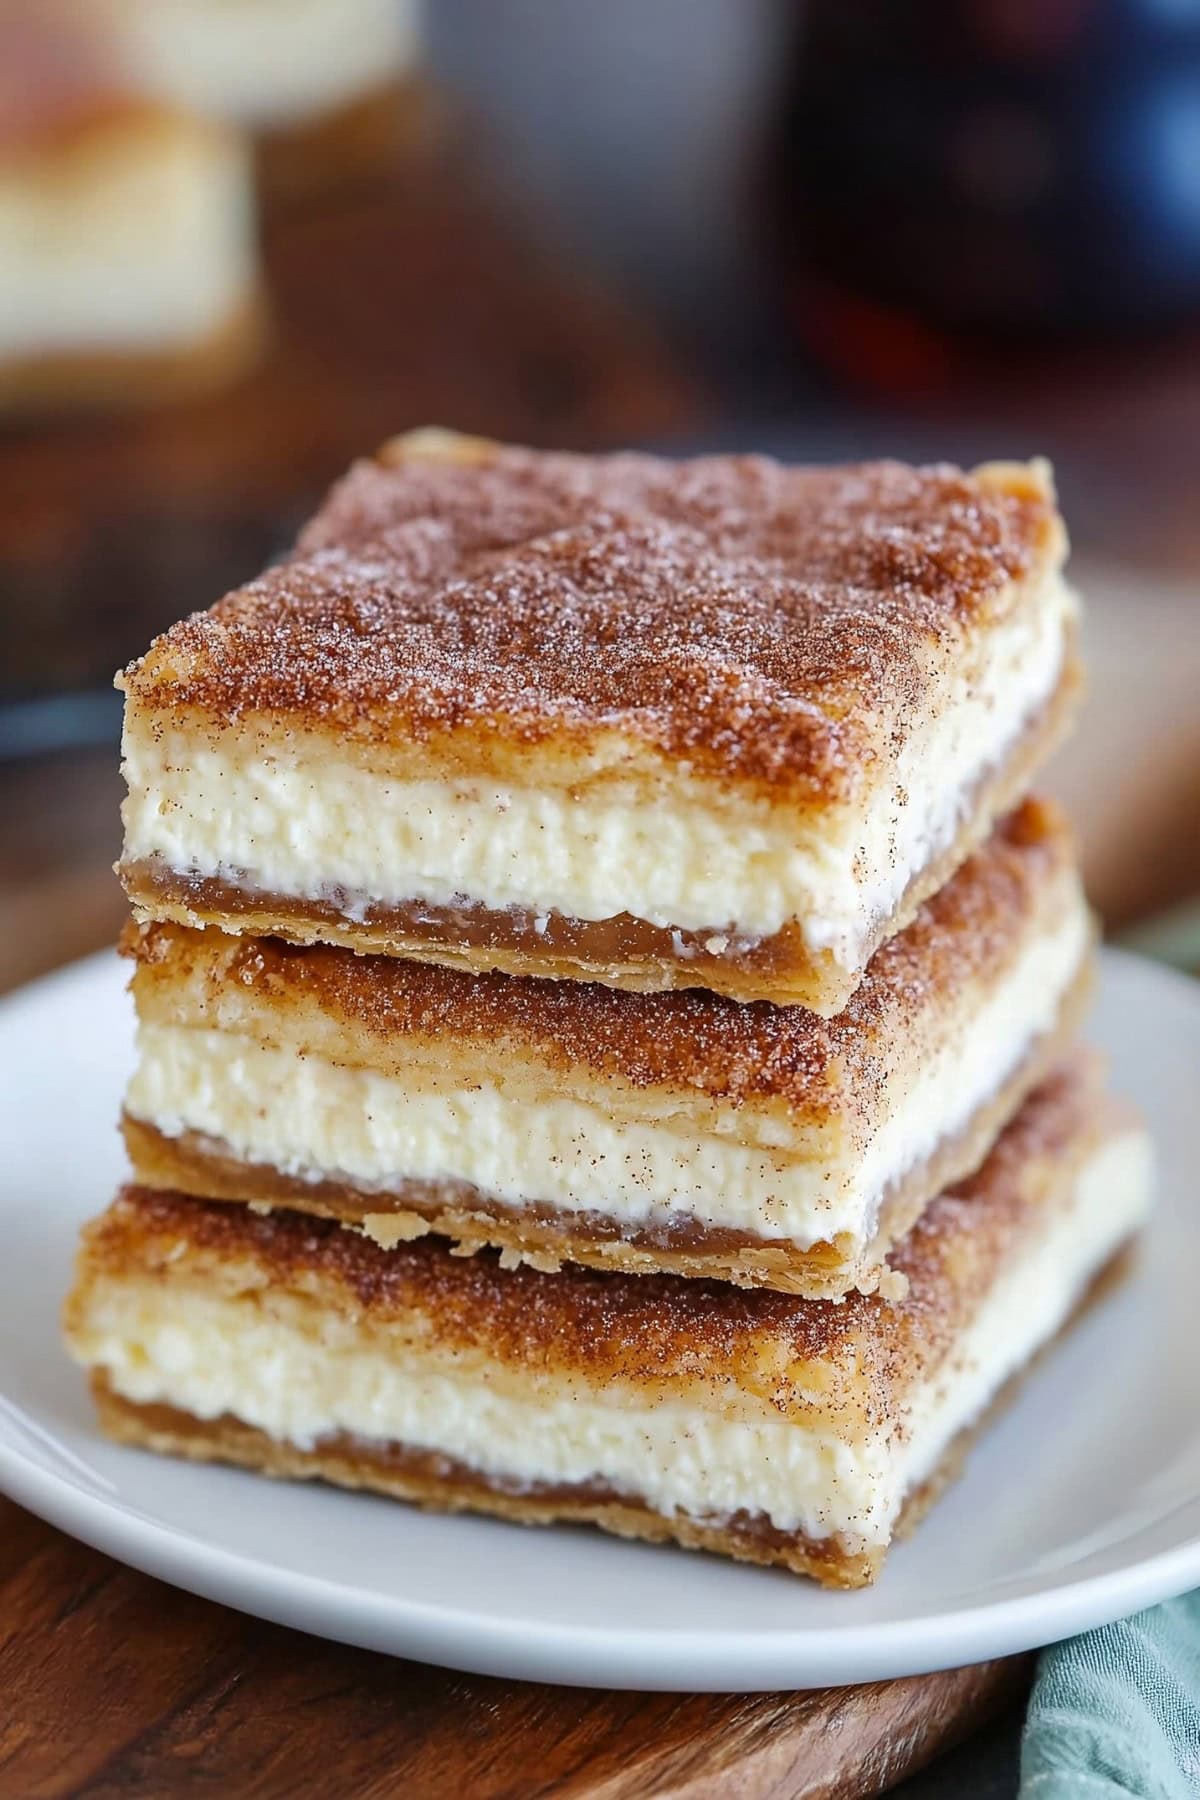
[118,429,1078,1011]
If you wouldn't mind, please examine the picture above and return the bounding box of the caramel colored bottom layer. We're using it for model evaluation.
[88,1242,1133,1592]
[121,656,1081,1010]
[0,290,266,414]
[122,955,1090,1297]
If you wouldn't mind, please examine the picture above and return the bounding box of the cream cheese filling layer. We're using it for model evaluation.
[120,576,1073,961]
[0,127,256,360]
[124,900,1089,1247]
[76,1132,1149,1546]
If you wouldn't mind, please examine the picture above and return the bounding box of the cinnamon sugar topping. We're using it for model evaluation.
[122,438,1061,789]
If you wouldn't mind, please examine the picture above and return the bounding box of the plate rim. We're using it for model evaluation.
[1,944,1198,1691]
[3,1428,1199,1691]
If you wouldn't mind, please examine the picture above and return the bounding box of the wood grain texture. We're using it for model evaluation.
[0,1497,1029,1800]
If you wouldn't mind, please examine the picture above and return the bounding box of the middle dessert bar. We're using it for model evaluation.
[123,800,1090,1298]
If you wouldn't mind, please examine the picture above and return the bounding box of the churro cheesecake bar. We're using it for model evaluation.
[0,8,262,410]
[118,430,1078,1012]
[65,1061,1152,1589]
[122,801,1090,1298]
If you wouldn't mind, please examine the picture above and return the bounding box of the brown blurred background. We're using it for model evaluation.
[2,0,1198,994]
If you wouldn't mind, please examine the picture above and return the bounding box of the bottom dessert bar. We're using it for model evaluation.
[85,1246,1132,1594]
[64,1060,1151,1589]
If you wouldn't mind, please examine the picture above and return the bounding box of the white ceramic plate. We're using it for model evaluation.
[1,947,1198,1691]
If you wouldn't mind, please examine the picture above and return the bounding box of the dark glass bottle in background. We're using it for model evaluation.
[768,0,1200,391]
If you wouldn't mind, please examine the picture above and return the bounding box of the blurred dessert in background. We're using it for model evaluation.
[0,3,263,412]
[113,0,425,205]
[0,1,700,735]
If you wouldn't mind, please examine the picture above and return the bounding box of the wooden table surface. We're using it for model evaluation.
[0,1499,1030,1798]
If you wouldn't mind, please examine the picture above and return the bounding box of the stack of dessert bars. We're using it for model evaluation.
[66,431,1152,1589]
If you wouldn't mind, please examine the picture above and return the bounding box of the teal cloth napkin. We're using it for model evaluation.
[1019,914,1200,1799]
[1020,1592,1200,1797]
